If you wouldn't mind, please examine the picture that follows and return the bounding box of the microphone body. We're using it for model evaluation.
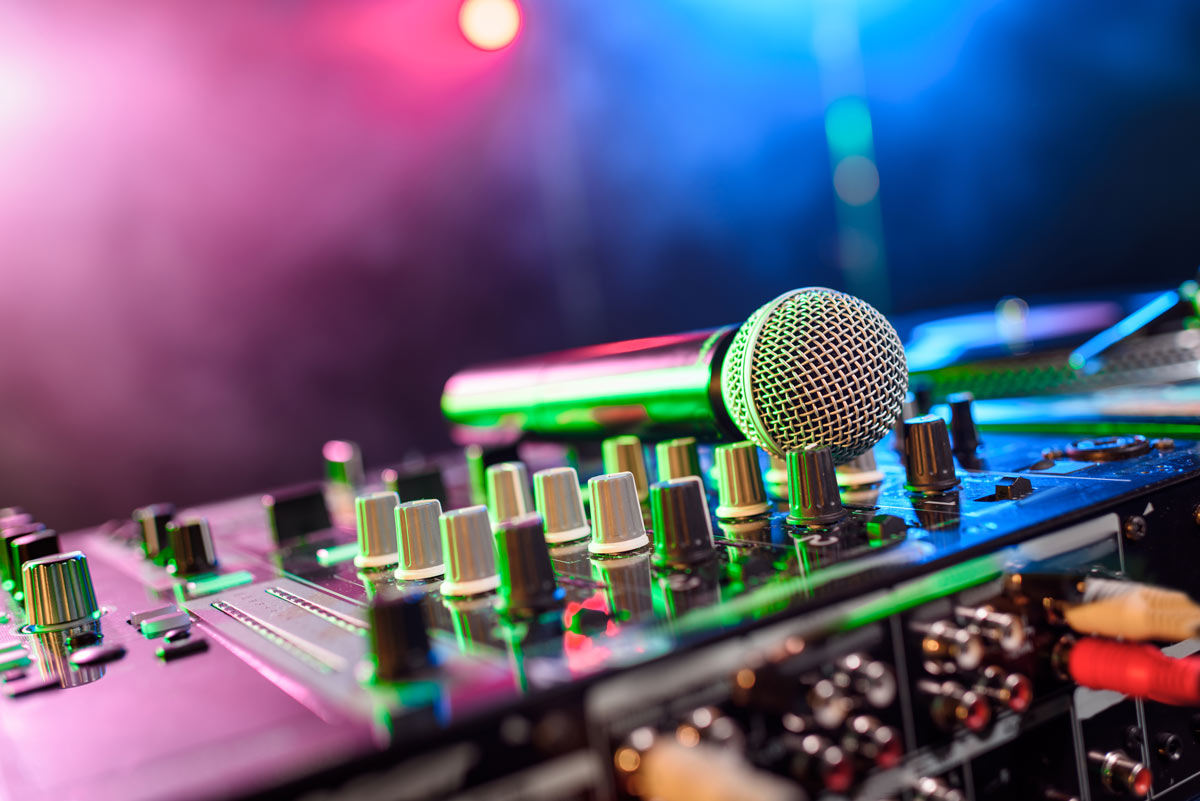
[441,288,908,463]
[442,327,739,445]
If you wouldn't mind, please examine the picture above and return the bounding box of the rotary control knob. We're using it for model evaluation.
[11,530,60,594]
[1,521,46,585]
[713,441,770,519]
[650,477,714,568]
[395,499,445,580]
[785,447,846,526]
[354,491,400,570]
[23,550,99,630]
[485,461,534,525]
[656,437,701,481]
[533,467,591,543]
[440,506,500,597]
[167,518,218,577]
[494,513,563,613]
[903,415,959,493]
[323,439,365,487]
[602,436,650,502]
[947,392,981,456]
[133,503,175,563]
[588,472,650,555]
[368,589,433,681]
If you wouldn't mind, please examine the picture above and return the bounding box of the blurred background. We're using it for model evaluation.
[1,0,1199,531]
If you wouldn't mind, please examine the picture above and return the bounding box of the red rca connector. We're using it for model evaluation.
[1065,637,1200,706]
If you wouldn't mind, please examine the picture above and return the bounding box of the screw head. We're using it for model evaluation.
[1123,515,1147,542]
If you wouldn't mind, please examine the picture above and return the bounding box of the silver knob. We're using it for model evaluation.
[485,461,534,524]
[23,551,99,630]
[133,503,175,564]
[713,441,770,518]
[354,491,400,569]
[602,436,649,502]
[323,439,365,487]
[656,437,701,481]
[533,467,590,543]
[395,499,445,580]
[440,505,500,596]
[588,472,649,555]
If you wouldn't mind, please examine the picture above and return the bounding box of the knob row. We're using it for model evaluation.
[131,503,219,576]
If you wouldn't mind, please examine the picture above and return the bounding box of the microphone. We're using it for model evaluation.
[441,288,907,464]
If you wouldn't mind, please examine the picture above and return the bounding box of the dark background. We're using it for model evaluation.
[1,0,1198,531]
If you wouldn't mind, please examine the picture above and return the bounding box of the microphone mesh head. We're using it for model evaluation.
[720,288,907,463]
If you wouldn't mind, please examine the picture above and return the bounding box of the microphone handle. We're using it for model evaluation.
[441,327,740,445]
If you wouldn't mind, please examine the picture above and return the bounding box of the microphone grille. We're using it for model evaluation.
[720,288,907,463]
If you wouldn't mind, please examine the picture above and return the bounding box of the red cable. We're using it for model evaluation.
[1068,637,1200,705]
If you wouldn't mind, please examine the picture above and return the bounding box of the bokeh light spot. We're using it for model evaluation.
[824,97,874,160]
[833,155,880,206]
[459,0,521,52]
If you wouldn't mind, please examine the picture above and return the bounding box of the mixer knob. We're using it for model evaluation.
[439,505,500,597]
[903,415,960,493]
[656,437,701,481]
[785,447,846,527]
[650,477,715,569]
[588,472,650,555]
[11,531,60,595]
[1,521,46,585]
[947,392,981,456]
[494,513,563,613]
[354,491,400,569]
[368,589,433,681]
[533,467,591,543]
[713,442,770,519]
[133,503,175,563]
[323,439,365,487]
[602,436,650,502]
[485,461,534,524]
[167,518,218,577]
[395,500,445,580]
[23,551,99,630]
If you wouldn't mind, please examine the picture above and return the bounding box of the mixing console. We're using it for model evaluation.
[6,404,1200,800]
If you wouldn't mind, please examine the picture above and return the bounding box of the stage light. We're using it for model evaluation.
[459,0,521,52]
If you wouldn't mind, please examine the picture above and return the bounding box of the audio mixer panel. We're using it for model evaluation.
[6,419,1200,800]
[7,288,1200,801]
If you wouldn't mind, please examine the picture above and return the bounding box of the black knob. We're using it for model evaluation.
[133,503,175,564]
[167,518,218,576]
[650,477,715,568]
[368,589,433,681]
[0,521,45,584]
[263,482,331,546]
[785,447,846,526]
[11,530,59,594]
[948,392,981,455]
[903,416,959,492]
[494,513,562,613]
